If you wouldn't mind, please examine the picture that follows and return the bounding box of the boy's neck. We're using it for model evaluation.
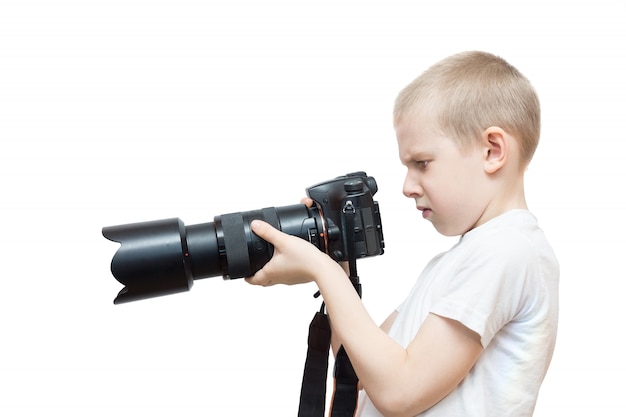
[487,174,528,219]
[473,172,528,232]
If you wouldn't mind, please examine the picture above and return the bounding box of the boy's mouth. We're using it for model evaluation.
[417,206,432,219]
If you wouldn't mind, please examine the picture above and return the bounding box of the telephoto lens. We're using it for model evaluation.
[103,204,323,304]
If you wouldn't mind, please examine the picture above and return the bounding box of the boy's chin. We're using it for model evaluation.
[430,220,465,237]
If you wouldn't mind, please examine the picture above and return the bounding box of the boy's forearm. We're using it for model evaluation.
[330,310,397,356]
[313,262,411,410]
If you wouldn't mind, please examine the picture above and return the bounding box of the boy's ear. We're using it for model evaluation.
[482,126,508,174]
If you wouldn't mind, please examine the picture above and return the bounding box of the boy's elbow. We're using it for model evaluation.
[368,388,426,417]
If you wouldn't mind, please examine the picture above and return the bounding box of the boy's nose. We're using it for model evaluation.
[402,174,423,198]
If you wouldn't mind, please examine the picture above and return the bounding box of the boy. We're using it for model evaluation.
[246,51,559,417]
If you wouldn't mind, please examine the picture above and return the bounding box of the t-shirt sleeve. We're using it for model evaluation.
[429,232,538,348]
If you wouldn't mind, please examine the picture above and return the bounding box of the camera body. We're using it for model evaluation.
[306,172,383,262]
[102,172,384,304]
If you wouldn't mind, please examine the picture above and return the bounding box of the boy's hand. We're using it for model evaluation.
[299,196,350,276]
[244,219,329,287]
[300,196,314,207]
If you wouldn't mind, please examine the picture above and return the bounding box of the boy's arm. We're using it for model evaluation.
[333,310,399,392]
[331,310,398,357]
[246,220,482,417]
[330,260,398,357]
[315,264,482,417]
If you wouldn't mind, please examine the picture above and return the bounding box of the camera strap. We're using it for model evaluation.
[297,201,360,417]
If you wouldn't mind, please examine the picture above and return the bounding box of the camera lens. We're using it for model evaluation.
[102,204,323,304]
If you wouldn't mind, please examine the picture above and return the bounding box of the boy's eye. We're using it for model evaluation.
[416,160,429,169]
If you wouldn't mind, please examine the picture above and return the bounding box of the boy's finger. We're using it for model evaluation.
[250,219,277,241]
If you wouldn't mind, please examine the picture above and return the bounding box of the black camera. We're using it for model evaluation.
[102,172,384,304]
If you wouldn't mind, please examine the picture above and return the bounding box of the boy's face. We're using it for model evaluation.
[395,115,491,236]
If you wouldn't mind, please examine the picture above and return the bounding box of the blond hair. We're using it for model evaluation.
[394,51,541,165]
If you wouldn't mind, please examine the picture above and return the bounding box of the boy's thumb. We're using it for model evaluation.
[250,220,273,240]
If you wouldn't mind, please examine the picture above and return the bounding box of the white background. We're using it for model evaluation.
[1,0,624,415]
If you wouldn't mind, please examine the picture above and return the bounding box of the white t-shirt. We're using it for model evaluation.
[357,210,559,417]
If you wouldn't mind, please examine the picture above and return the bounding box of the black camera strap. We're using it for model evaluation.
[298,306,332,417]
[298,201,361,417]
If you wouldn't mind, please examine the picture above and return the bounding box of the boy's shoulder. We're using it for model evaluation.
[457,210,551,264]
[465,210,539,241]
